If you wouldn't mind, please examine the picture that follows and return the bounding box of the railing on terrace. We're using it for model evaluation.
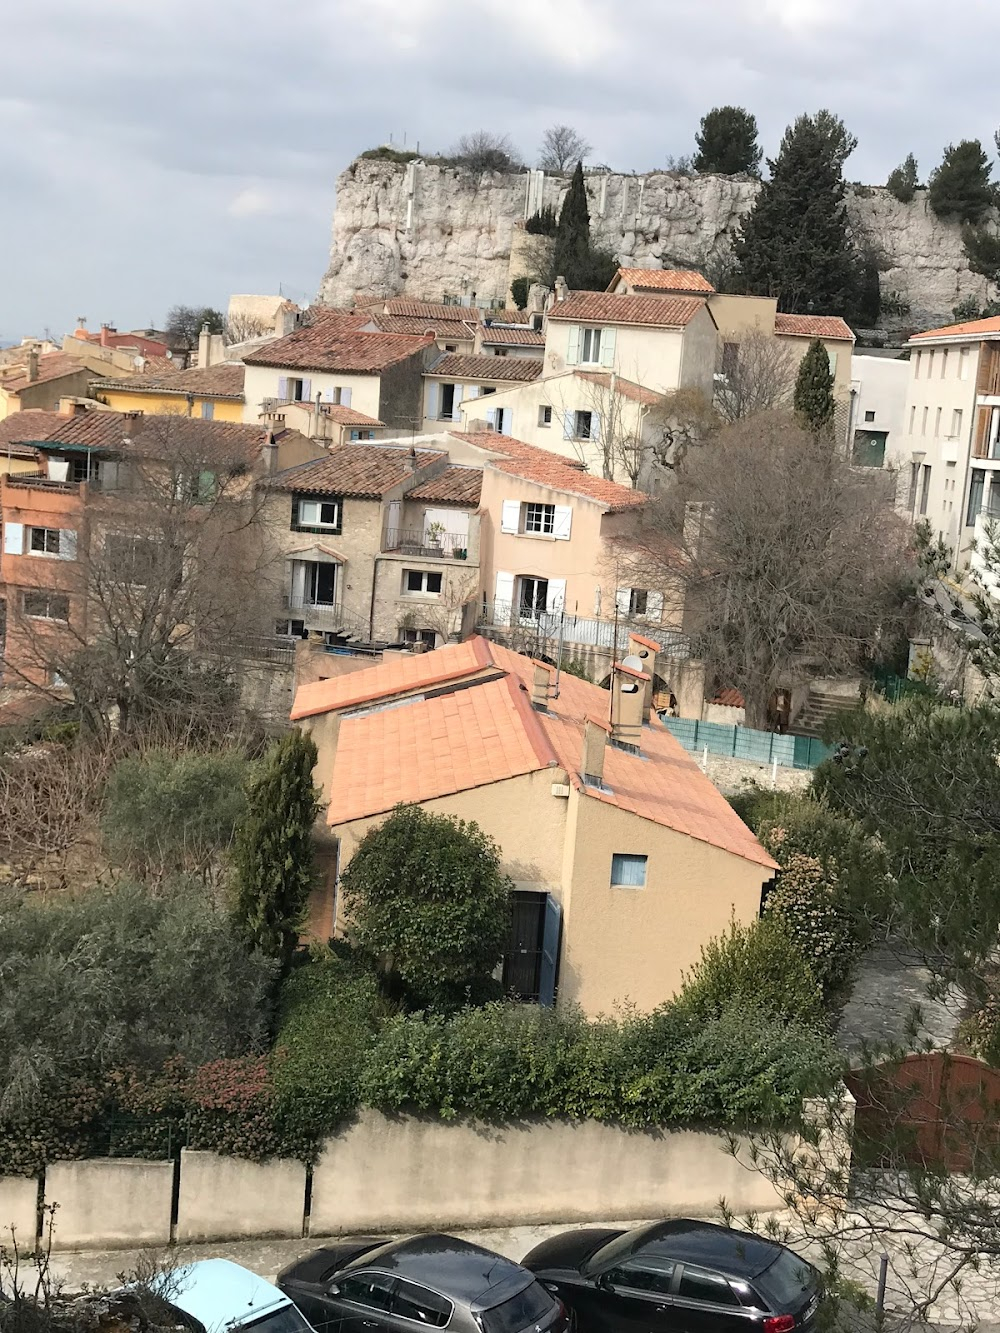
[282,596,372,640]
[477,600,691,658]
[382,528,470,558]
[661,717,833,770]
[5,474,80,494]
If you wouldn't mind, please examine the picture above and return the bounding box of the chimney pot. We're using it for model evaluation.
[554,275,568,303]
[610,662,648,752]
[582,717,608,786]
[531,660,552,710]
[25,350,39,383]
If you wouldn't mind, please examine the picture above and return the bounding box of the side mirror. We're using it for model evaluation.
[327,1285,341,1297]
[596,1274,612,1292]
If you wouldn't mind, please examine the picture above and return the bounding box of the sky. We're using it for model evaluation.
[3,0,1000,342]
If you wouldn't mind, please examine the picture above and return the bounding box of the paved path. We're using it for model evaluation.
[838,944,964,1053]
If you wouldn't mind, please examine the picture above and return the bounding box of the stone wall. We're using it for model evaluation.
[318,159,992,332]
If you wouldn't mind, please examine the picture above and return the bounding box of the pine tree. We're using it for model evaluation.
[929,140,994,223]
[231,730,320,977]
[886,153,919,203]
[733,111,860,319]
[693,106,762,176]
[794,338,836,432]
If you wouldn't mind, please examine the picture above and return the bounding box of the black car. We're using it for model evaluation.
[522,1219,821,1333]
[278,1234,569,1333]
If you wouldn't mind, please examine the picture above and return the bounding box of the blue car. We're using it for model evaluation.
[161,1259,318,1333]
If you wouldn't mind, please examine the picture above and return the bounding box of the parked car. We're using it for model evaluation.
[160,1259,319,1333]
[278,1233,569,1333]
[522,1219,822,1333]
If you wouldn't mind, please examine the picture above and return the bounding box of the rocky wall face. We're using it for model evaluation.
[318,159,991,330]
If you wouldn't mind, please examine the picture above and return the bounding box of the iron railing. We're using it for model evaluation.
[282,596,372,640]
[382,527,470,558]
[476,601,691,657]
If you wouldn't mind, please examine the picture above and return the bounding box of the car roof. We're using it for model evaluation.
[169,1259,291,1332]
[637,1221,782,1279]
[347,1234,532,1306]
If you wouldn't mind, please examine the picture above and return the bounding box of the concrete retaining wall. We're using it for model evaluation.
[0,1176,38,1243]
[45,1159,173,1250]
[309,1112,784,1235]
[176,1150,307,1241]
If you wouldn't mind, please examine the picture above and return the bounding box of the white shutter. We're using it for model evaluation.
[494,570,515,605]
[497,407,508,434]
[322,386,334,402]
[426,382,439,420]
[501,500,521,533]
[553,505,572,540]
[59,529,77,561]
[290,561,306,605]
[3,522,23,555]
[486,407,497,429]
[590,413,601,444]
[593,586,602,615]
[601,327,617,368]
[48,458,70,482]
[467,385,481,398]
[277,376,288,400]
[102,459,119,490]
[563,411,575,439]
[546,578,566,612]
[615,587,631,615]
[301,378,312,400]
[452,383,465,421]
[341,386,352,408]
[646,591,664,620]
[828,350,838,375]
[566,325,581,365]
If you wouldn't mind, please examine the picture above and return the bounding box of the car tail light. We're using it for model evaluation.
[763,1317,796,1333]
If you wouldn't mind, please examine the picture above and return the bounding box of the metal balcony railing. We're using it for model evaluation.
[382,528,470,558]
[477,601,691,657]
[282,596,372,640]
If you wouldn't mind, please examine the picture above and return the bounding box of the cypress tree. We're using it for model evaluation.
[693,106,762,176]
[733,111,860,319]
[231,729,320,978]
[794,338,836,432]
[552,161,593,289]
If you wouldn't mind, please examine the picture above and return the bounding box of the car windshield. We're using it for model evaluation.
[239,1305,315,1333]
[479,1281,556,1333]
[754,1251,817,1310]
[582,1225,661,1278]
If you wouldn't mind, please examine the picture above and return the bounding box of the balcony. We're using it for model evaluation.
[282,595,370,639]
[477,601,691,657]
[5,474,80,495]
[382,527,470,559]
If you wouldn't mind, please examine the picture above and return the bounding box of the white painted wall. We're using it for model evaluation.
[242,364,382,423]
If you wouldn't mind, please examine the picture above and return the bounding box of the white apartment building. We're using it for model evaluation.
[848,352,910,469]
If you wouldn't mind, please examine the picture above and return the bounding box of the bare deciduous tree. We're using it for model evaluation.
[714,327,797,423]
[224,312,271,345]
[538,125,592,173]
[620,413,914,728]
[451,131,519,174]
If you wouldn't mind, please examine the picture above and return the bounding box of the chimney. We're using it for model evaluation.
[581,717,610,786]
[554,275,568,303]
[198,323,211,368]
[609,662,649,752]
[627,632,659,723]
[405,444,418,471]
[100,323,113,347]
[262,427,279,475]
[530,659,553,710]
[25,350,38,383]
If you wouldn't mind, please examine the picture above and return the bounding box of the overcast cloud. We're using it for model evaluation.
[3,0,999,339]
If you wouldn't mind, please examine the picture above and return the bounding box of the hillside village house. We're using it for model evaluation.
[421,353,543,432]
[242,314,435,431]
[475,323,546,358]
[91,364,247,423]
[291,636,777,1016]
[258,398,390,446]
[0,352,104,419]
[848,352,910,470]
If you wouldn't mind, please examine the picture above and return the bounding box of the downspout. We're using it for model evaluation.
[368,556,384,641]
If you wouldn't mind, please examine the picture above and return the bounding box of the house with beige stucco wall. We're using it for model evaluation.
[291,635,777,1017]
[421,353,543,434]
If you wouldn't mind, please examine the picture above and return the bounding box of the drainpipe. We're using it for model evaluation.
[368,556,384,642]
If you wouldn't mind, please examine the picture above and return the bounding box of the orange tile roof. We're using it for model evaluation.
[320,404,385,427]
[547,292,708,329]
[428,354,543,383]
[448,431,646,512]
[611,267,715,294]
[0,409,63,453]
[774,313,854,341]
[479,327,546,346]
[407,464,483,505]
[91,363,245,399]
[291,636,494,720]
[268,444,446,500]
[369,312,477,339]
[244,325,433,373]
[385,298,480,322]
[302,636,775,868]
[911,315,1000,342]
[574,370,664,407]
[1,353,99,393]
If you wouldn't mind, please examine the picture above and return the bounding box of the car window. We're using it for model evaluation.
[478,1281,556,1333]
[754,1251,817,1309]
[392,1279,451,1328]
[677,1267,740,1306]
[338,1273,395,1312]
[605,1259,675,1295]
[241,1305,314,1333]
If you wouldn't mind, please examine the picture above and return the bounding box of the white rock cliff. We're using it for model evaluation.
[318,159,991,331]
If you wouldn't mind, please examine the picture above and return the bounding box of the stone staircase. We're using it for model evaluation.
[793,685,860,738]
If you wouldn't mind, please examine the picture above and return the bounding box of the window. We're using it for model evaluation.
[864,409,875,423]
[174,469,217,504]
[961,348,971,380]
[200,400,215,420]
[574,409,593,439]
[294,497,341,532]
[538,404,552,427]
[495,348,509,357]
[909,405,916,434]
[307,562,337,605]
[481,386,496,395]
[478,1282,555,1333]
[22,591,69,621]
[518,576,548,616]
[921,407,928,436]
[919,464,932,516]
[605,1259,675,1294]
[531,314,543,331]
[440,384,456,419]
[350,429,375,441]
[927,351,935,378]
[913,351,922,377]
[403,569,443,595]
[941,349,949,378]
[968,468,986,526]
[523,502,556,535]
[71,456,100,483]
[952,409,964,438]
[580,327,602,364]
[337,1274,395,1312]
[444,344,457,352]
[29,527,62,555]
[935,406,942,437]
[287,376,307,401]
[722,342,739,378]
[391,1280,451,1328]
[677,1267,740,1307]
[611,853,647,887]
[629,589,648,615]
[402,627,436,647]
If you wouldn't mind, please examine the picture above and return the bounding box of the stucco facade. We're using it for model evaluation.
[96,386,244,423]
[544,304,718,398]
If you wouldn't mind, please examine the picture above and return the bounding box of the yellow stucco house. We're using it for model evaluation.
[291,635,777,1017]
[91,364,246,423]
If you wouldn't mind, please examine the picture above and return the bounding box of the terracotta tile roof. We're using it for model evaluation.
[428,354,543,383]
[38,410,276,466]
[611,267,715,294]
[369,312,477,339]
[305,309,374,333]
[385,298,479,322]
[712,688,745,708]
[546,292,708,329]
[0,409,63,454]
[91,364,245,399]
[299,636,775,868]
[407,464,483,505]
[774,313,855,341]
[574,371,664,406]
[244,323,433,373]
[448,431,646,512]
[911,315,1000,342]
[267,443,446,500]
[134,355,181,376]
[319,405,385,427]
[478,326,546,346]
[1,353,99,393]
[292,636,495,720]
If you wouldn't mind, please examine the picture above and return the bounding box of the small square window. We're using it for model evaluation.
[523,502,555,535]
[403,569,443,595]
[538,405,552,427]
[611,853,647,887]
[30,527,62,555]
[574,410,593,439]
[864,410,875,423]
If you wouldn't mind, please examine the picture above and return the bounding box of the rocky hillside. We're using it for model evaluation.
[318,158,993,332]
